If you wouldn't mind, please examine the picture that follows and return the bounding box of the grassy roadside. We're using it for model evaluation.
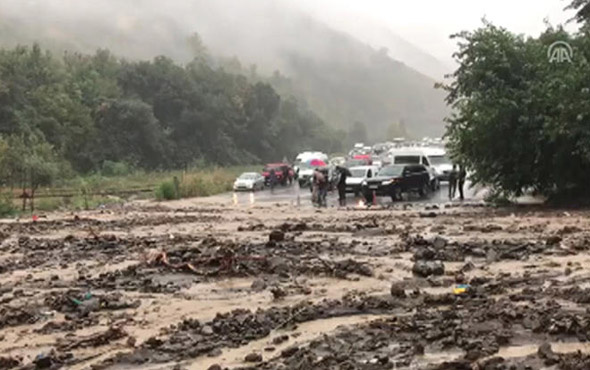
[0,165,260,216]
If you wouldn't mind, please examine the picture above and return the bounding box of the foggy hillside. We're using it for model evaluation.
[0,0,448,138]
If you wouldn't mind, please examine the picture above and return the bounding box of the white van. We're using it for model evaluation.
[345,166,380,195]
[388,149,439,190]
[421,147,453,182]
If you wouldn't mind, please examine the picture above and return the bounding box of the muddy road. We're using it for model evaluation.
[0,195,589,369]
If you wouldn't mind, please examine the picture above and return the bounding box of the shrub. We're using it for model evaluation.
[101,161,132,177]
[156,181,177,201]
[36,197,64,212]
[0,192,16,218]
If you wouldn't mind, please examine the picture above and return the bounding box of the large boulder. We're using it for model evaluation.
[412,260,445,277]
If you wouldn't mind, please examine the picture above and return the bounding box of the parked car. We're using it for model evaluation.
[346,166,379,195]
[262,163,294,186]
[294,152,328,175]
[329,156,346,167]
[233,172,265,191]
[361,164,430,202]
[352,154,372,165]
[344,157,372,168]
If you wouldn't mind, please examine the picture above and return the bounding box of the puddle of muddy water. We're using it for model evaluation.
[496,341,590,359]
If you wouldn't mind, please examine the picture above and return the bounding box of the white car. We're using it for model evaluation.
[233,173,265,191]
[330,156,346,167]
[345,166,379,195]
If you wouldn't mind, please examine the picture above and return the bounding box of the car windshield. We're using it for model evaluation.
[239,173,257,180]
[429,155,450,165]
[349,169,366,178]
[378,165,404,177]
[394,156,420,164]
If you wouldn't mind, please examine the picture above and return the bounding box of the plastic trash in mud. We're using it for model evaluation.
[453,284,470,295]
[69,292,93,305]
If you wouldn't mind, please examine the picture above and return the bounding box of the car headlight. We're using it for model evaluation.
[361,180,367,186]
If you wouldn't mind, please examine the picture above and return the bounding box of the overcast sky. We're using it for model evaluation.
[296,0,578,64]
[0,0,579,74]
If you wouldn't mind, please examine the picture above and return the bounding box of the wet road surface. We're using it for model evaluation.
[230,181,483,207]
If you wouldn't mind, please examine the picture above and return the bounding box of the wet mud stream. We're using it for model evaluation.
[1,201,590,369]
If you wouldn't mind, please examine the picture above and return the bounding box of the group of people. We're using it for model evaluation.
[447,164,467,200]
[312,164,467,206]
[311,166,350,207]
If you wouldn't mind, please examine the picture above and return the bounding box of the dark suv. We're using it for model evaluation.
[361,164,430,202]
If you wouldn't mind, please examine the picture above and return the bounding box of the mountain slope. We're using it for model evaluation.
[0,0,448,139]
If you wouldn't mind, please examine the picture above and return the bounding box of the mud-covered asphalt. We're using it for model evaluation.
[0,194,590,369]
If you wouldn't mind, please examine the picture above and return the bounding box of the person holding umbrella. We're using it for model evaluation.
[311,168,325,206]
[336,166,352,207]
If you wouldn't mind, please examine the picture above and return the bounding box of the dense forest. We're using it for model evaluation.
[0,0,448,140]
[0,42,344,188]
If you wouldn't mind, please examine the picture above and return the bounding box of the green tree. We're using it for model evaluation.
[567,0,590,24]
[442,22,590,198]
[0,39,341,175]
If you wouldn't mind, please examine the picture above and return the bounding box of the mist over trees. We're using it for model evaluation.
[0,42,343,184]
[0,0,448,140]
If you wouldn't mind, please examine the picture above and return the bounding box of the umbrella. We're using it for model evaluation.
[308,158,326,167]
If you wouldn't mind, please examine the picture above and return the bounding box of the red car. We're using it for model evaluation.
[353,154,372,165]
[262,163,295,186]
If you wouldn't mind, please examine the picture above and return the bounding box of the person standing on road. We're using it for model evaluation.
[282,166,289,186]
[311,168,323,206]
[318,168,329,207]
[269,169,277,194]
[336,166,351,207]
[458,165,467,200]
[448,164,458,200]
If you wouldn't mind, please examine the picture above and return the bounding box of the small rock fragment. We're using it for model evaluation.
[244,353,262,362]
[281,346,299,358]
[201,325,214,335]
[269,230,285,242]
[390,282,406,298]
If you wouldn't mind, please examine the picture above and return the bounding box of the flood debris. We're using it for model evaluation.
[1,200,590,370]
[57,326,127,351]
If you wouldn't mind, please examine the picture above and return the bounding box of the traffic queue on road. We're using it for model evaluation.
[233,138,465,205]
